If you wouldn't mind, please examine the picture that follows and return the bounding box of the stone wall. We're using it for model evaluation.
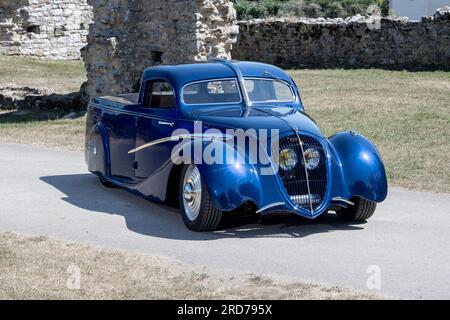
[233,7,450,70]
[0,0,92,60]
[81,0,238,98]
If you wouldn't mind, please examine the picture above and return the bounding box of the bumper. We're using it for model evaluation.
[254,188,333,219]
[255,195,355,219]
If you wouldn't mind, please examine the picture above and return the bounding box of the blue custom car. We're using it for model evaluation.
[85,60,388,231]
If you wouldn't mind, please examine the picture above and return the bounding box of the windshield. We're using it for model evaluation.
[244,78,295,103]
[182,77,295,105]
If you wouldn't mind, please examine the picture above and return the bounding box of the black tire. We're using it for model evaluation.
[337,197,377,222]
[99,176,117,188]
[179,165,222,232]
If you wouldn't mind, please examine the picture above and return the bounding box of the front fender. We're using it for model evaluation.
[328,131,388,203]
[174,138,263,211]
[197,162,262,211]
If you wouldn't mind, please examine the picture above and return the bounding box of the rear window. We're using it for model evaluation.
[182,79,241,105]
[144,80,175,109]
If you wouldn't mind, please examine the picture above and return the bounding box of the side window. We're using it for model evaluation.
[144,81,175,109]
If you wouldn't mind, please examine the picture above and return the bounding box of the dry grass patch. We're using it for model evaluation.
[0,111,85,150]
[0,232,376,300]
[0,56,85,93]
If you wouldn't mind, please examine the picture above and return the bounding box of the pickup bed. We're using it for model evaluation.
[93,93,140,108]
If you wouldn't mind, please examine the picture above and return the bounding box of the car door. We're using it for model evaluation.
[134,79,178,180]
[102,104,138,183]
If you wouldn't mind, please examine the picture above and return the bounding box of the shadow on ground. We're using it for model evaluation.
[40,173,364,241]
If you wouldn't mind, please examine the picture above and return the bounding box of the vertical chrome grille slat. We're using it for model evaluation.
[294,131,314,213]
[278,133,328,214]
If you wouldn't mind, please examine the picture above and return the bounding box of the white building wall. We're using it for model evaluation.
[391,0,450,20]
[428,0,450,14]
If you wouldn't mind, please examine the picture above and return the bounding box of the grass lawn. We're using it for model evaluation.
[0,232,374,299]
[0,56,85,93]
[0,56,448,193]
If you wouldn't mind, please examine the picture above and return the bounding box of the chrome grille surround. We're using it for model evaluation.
[276,132,329,214]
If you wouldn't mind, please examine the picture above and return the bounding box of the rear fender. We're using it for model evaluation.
[86,123,110,177]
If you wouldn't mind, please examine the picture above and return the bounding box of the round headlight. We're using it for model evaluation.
[303,148,321,170]
[279,148,298,171]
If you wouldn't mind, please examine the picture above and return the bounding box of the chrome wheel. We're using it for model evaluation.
[182,165,202,222]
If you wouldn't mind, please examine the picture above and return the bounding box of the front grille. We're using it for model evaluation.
[277,133,328,213]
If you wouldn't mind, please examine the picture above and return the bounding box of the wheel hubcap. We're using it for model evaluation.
[183,182,195,202]
[182,165,202,221]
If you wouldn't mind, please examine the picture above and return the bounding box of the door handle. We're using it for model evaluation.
[158,121,174,127]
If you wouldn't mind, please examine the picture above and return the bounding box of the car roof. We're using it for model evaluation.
[142,61,293,87]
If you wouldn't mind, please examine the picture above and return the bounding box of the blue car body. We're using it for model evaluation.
[85,60,388,220]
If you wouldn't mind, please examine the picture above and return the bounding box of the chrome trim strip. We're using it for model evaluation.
[128,133,234,154]
[256,202,285,214]
[129,136,185,154]
[294,130,314,213]
[158,121,174,127]
[211,59,252,109]
[91,103,170,122]
[331,197,355,206]
[291,194,321,205]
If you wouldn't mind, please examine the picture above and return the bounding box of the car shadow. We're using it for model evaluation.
[39,174,364,241]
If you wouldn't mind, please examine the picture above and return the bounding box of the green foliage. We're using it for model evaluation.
[234,0,287,20]
[233,0,387,19]
[323,2,346,18]
[279,1,323,18]
[377,0,390,16]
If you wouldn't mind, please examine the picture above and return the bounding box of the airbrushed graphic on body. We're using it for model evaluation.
[85,60,388,231]
[128,124,282,176]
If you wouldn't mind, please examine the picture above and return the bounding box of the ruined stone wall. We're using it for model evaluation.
[233,7,450,70]
[81,0,238,98]
[0,0,92,60]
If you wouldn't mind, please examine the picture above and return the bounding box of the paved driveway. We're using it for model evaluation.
[1,144,449,299]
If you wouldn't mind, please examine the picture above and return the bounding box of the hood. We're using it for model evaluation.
[190,106,323,137]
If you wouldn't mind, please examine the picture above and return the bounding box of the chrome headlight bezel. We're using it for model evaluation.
[279,148,298,171]
[303,147,321,170]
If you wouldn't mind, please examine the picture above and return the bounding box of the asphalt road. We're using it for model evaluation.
[1,143,449,299]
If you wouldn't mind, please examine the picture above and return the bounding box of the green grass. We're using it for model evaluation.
[0,56,449,193]
[233,0,382,20]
